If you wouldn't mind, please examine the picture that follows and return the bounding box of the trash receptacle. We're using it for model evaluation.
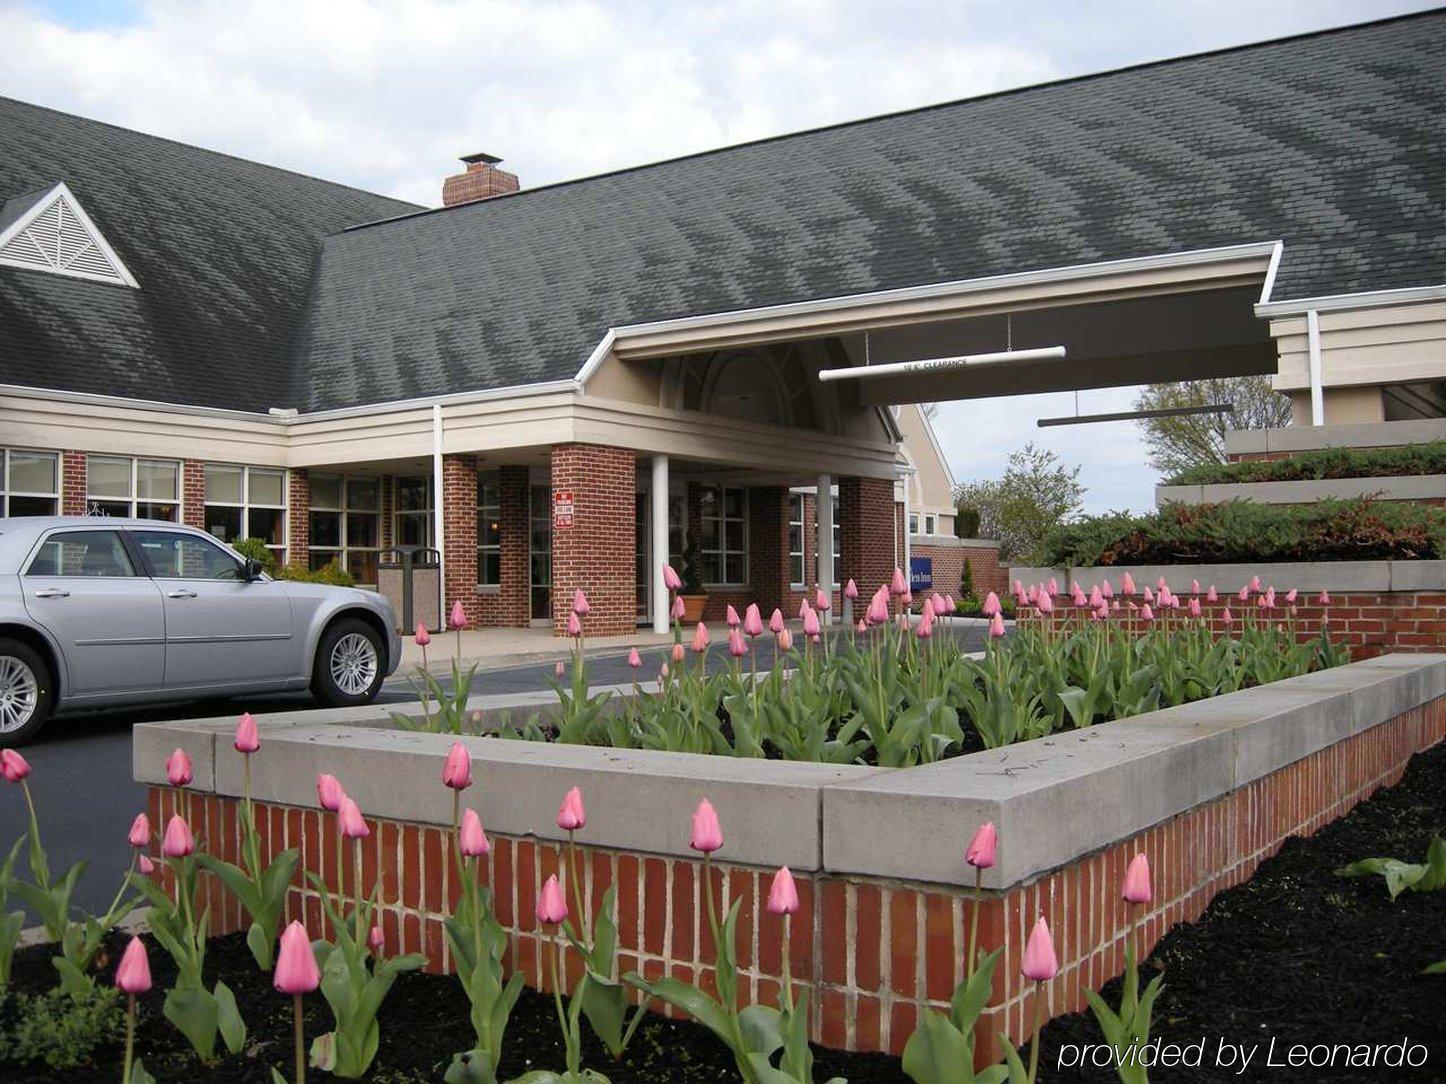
[377,546,442,633]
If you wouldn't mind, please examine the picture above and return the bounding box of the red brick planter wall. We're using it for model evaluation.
[150,698,1444,1065]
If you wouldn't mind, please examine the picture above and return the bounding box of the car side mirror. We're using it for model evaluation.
[242,558,265,582]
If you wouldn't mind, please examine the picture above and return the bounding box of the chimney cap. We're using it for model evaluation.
[459,151,504,166]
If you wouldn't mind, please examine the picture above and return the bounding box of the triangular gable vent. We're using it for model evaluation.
[0,182,138,288]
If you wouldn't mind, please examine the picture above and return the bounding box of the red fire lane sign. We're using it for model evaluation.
[553,490,574,528]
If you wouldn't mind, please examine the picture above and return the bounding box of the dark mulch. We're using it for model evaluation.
[1039,741,1446,1083]
[2,744,1442,1083]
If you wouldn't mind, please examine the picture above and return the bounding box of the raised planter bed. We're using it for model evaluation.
[131,653,1446,1065]
[1155,473,1446,507]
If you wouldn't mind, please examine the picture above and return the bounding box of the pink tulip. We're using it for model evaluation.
[725,604,740,628]
[1221,607,1234,626]
[690,798,723,854]
[1318,590,1331,606]
[797,597,810,621]
[414,622,431,647]
[1122,853,1152,904]
[981,591,1001,617]
[865,593,889,625]
[566,612,582,638]
[766,866,799,915]
[273,920,320,995]
[915,606,934,639]
[1264,586,1276,609]
[777,628,794,652]
[368,925,385,954]
[557,786,586,830]
[127,813,150,849]
[442,741,473,791]
[234,712,259,754]
[1101,580,1114,600]
[1255,593,1267,610]
[1021,916,1058,981]
[1189,597,1202,618]
[989,612,1006,638]
[1155,576,1167,591]
[537,874,568,925]
[890,568,907,596]
[628,648,642,669]
[1121,572,1136,596]
[1284,588,1298,604]
[728,628,748,658]
[572,589,590,616]
[901,588,913,607]
[1206,585,1218,602]
[166,748,193,787]
[658,663,670,680]
[1012,579,1024,595]
[671,595,686,620]
[1037,592,1054,615]
[316,773,345,812]
[459,808,490,857]
[844,579,859,600]
[670,642,685,664]
[1191,579,1201,595]
[743,604,764,638]
[1238,585,1249,601]
[802,607,821,638]
[921,595,935,618]
[1048,578,1060,597]
[338,796,370,840]
[662,564,682,591]
[0,750,30,783]
[769,609,785,635]
[1026,584,1039,605]
[1140,605,1154,622]
[691,622,710,653]
[815,588,831,613]
[1142,586,1154,605]
[114,936,152,994]
[965,821,998,869]
[1250,575,1262,592]
[1088,585,1103,609]
[450,599,468,630]
[138,854,155,876]
[555,660,567,680]
[161,815,194,858]
[931,592,947,615]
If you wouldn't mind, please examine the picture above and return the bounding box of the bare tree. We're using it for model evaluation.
[1133,376,1291,478]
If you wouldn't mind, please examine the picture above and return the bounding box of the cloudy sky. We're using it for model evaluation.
[2,0,1433,511]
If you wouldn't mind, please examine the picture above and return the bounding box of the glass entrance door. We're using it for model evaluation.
[529,484,551,621]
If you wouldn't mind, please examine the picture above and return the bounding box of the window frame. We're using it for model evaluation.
[787,493,806,587]
[0,447,60,518]
[308,473,382,586]
[392,474,433,549]
[477,471,502,588]
[129,526,247,581]
[699,484,749,588]
[85,455,180,521]
[24,527,139,578]
[203,464,287,565]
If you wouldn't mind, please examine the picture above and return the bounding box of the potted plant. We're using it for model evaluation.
[678,532,707,623]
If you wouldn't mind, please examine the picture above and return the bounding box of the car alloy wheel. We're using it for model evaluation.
[0,656,39,734]
[329,632,378,696]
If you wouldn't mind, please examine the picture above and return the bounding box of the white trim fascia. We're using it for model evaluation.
[289,379,578,423]
[572,328,617,391]
[1254,283,1446,318]
[877,405,903,443]
[915,406,957,493]
[1257,240,1284,305]
[0,381,283,423]
[0,181,140,288]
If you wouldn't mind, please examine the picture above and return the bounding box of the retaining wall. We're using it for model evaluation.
[134,655,1446,1066]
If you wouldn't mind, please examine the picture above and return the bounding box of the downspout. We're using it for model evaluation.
[1306,310,1325,426]
[432,403,446,608]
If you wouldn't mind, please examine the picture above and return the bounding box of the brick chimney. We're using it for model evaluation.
[442,152,520,207]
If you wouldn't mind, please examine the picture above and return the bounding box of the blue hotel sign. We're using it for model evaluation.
[909,555,933,592]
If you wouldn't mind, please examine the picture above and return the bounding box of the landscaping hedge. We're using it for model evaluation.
[1041,498,1446,567]
[1166,441,1446,486]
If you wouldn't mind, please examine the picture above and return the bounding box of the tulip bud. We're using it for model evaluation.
[802,607,820,638]
[769,608,785,635]
[1318,589,1332,606]
[234,712,259,754]
[1139,605,1154,622]
[555,660,567,680]
[442,741,473,791]
[274,920,321,995]
[815,588,830,613]
[1021,916,1058,981]
[844,579,859,600]
[316,772,345,812]
[988,612,1005,638]
[0,749,30,784]
[459,808,490,857]
[368,925,385,954]
[566,612,582,638]
[1221,607,1234,626]
[671,642,685,664]
[557,786,586,830]
[138,855,155,875]
[338,796,370,840]
[450,599,468,630]
[1122,853,1152,904]
[728,628,748,658]
[890,568,907,596]
[165,748,192,787]
[161,815,194,858]
[662,564,682,591]
[777,628,794,652]
[856,619,867,633]
[690,798,723,854]
[537,874,568,925]
[691,622,710,653]
[981,591,1001,617]
[114,935,152,994]
[743,604,764,638]
[915,607,934,639]
[671,595,686,620]
[1206,585,1218,602]
[1121,573,1136,596]
[628,648,642,669]
[414,622,431,647]
[128,813,150,849]
[766,866,799,915]
[572,589,590,616]
[965,821,998,869]
[725,604,740,628]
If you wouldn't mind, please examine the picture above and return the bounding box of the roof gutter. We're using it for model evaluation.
[1254,283,1446,318]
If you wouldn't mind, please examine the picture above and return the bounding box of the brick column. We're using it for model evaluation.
[838,476,895,595]
[287,468,310,568]
[441,454,479,624]
[550,444,636,636]
[181,459,205,529]
[747,486,791,616]
[498,465,531,627]
[61,451,86,515]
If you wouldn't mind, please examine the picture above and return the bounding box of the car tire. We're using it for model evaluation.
[0,638,55,747]
[311,618,386,707]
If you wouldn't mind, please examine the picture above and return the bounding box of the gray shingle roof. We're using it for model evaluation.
[2,12,1443,416]
[0,98,418,412]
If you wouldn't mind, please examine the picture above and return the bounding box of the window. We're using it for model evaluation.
[394,475,432,549]
[133,530,244,580]
[26,530,135,577]
[788,494,805,585]
[1,449,59,517]
[204,465,286,565]
[477,472,501,586]
[925,514,937,536]
[699,485,747,586]
[814,489,842,587]
[86,456,179,520]
[310,474,381,585]
[908,513,920,535]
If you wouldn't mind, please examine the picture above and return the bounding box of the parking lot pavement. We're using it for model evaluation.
[1,624,991,915]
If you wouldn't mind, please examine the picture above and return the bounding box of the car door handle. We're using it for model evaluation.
[166,589,198,599]
[33,587,69,599]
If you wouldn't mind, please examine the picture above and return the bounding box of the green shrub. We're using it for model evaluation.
[230,536,278,575]
[1042,498,1446,567]
[277,559,356,587]
[1166,441,1446,486]
[0,985,124,1070]
[954,505,981,538]
[960,558,975,603]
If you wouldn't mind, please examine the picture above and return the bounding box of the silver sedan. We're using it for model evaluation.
[0,517,402,744]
